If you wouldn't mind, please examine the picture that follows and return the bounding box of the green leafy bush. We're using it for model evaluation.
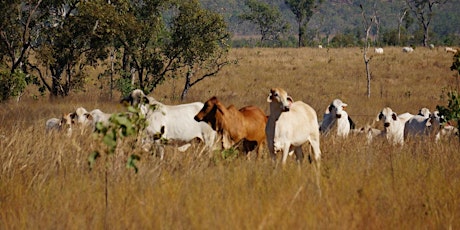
[89,106,149,172]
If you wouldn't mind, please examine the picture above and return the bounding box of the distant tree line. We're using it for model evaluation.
[227,0,459,48]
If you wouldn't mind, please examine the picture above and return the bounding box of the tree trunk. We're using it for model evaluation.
[181,69,192,101]
[423,24,429,47]
[297,20,302,48]
[365,58,371,98]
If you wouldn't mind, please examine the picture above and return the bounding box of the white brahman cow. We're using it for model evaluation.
[266,88,322,195]
[124,89,217,159]
[404,110,443,141]
[375,107,407,145]
[142,102,217,159]
[121,89,158,106]
[374,47,384,54]
[319,99,356,137]
[71,107,113,133]
[402,47,414,53]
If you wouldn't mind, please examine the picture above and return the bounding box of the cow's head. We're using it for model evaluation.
[152,126,166,140]
[427,111,445,128]
[329,99,347,119]
[60,112,76,136]
[376,107,397,128]
[194,96,221,130]
[120,89,153,106]
[267,88,292,112]
[418,108,431,118]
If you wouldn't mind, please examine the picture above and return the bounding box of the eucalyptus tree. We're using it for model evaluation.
[33,0,111,97]
[0,0,43,74]
[239,0,289,45]
[167,0,231,100]
[0,0,44,101]
[406,0,448,47]
[105,0,170,93]
[285,0,323,47]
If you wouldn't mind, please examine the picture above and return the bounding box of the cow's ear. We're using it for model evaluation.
[377,112,383,121]
[216,104,225,115]
[141,96,149,104]
[392,113,397,121]
[70,112,77,119]
[267,93,272,102]
[287,96,293,103]
[86,113,93,121]
[328,104,333,112]
[425,118,432,127]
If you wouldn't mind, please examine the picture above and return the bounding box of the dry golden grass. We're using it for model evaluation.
[1,47,460,229]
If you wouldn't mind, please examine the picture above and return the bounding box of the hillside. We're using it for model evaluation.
[201,0,460,45]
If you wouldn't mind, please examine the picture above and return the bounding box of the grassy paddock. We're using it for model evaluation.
[1,47,459,229]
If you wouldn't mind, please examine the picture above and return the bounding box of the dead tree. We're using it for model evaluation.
[360,4,377,98]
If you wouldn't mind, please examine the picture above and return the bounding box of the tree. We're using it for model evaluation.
[359,4,378,98]
[285,0,322,47]
[32,0,112,97]
[450,51,460,91]
[0,0,43,74]
[397,3,409,45]
[239,0,289,45]
[406,0,448,47]
[168,0,232,100]
[109,0,170,93]
[0,0,44,100]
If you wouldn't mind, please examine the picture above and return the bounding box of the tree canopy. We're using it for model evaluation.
[0,0,231,101]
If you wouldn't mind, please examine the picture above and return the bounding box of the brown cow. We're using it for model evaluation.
[194,96,267,159]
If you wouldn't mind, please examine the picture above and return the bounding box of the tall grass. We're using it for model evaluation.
[1,47,459,229]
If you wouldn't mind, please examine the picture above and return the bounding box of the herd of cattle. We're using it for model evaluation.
[45,88,458,165]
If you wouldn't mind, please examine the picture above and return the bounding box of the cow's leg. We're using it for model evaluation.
[222,131,233,149]
[256,140,264,160]
[154,140,165,160]
[265,130,277,164]
[155,144,165,160]
[294,146,304,164]
[281,144,291,167]
[309,138,322,197]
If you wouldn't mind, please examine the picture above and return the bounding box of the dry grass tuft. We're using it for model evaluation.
[1,47,459,229]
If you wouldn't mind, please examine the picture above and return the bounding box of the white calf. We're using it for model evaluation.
[320,99,355,137]
[445,47,458,54]
[45,118,61,132]
[88,109,112,128]
[72,107,112,132]
[376,107,406,145]
[402,47,414,53]
[374,47,384,54]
